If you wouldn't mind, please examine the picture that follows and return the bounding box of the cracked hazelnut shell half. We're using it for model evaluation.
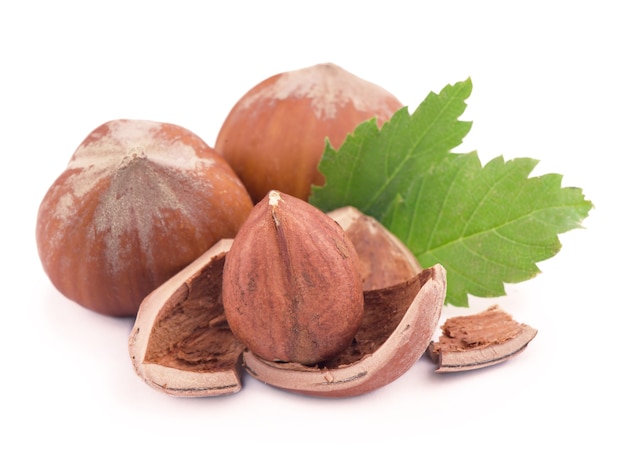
[215,63,403,202]
[36,119,253,317]
[128,239,245,397]
[243,264,446,398]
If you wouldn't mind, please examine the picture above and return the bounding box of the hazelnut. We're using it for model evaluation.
[221,190,364,365]
[36,119,253,317]
[215,63,403,202]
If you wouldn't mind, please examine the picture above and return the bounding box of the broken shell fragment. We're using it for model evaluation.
[427,305,538,373]
[128,239,245,397]
[243,264,446,398]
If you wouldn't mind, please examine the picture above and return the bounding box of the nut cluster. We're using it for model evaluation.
[38,63,449,398]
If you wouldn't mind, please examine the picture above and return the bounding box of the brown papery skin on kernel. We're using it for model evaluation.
[222,191,364,365]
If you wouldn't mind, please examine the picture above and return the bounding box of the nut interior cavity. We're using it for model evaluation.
[144,253,244,372]
[314,267,434,369]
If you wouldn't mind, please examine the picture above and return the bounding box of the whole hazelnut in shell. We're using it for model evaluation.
[36,119,253,317]
[221,190,364,365]
[215,63,403,202]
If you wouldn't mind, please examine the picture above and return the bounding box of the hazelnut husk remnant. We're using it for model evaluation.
[36,119,253,317]
[427,305,538,373]
[129,240,245,397]
[215,63,403,202]
[222,191,365,365]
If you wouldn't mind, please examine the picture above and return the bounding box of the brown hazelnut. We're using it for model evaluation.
[215,63,403,202]
[36,119,253,317]
[221,190,364,365]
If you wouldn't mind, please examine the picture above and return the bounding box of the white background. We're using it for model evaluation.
[1,1,622,448]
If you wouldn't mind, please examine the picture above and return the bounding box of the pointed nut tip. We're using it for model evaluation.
[268,190,282,206]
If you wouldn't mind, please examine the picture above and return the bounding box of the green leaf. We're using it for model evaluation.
[310,78,593,306]
[309,78,473,218]
[382,152,593,306]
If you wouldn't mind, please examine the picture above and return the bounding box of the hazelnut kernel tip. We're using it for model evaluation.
[268,190,282,206]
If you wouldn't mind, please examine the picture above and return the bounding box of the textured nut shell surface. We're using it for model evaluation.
[215,63,403,202]
[428,305,538,372]
[243,264,446,398]
[431,324,537,372]
[129,239,244,397]
[36,119,253,317]
[222,191,364,365]
[328,206,421,289]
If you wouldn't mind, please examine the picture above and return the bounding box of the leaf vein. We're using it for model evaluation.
[426,202,581,255]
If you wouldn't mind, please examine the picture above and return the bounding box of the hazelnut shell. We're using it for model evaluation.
[328,206,422,290]
[427,305,538,372]
[36,119,253,317]
[128,239,245,397]
[215,63,403,202]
